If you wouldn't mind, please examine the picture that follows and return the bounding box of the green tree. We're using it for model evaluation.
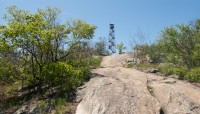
[0,6,96,94]
[116,42,126,54]
[158,19,200,69]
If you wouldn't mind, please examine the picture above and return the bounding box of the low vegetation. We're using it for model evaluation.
[131,19,200,83]
[90,56,102,68]
[128,62,199,82]
[116,42,126,54]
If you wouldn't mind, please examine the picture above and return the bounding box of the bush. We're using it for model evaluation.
[43,62,90,93]
[127,63,135,68]
[157,64,188,79]
[172,67,187,79]
[157,64,175,76]
[90,57,101,68]
[38,98,72,114]
[186,68,200,83]
[0,57,18,83]
[79,67,91,81]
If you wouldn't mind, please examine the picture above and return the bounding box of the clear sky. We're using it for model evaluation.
[1,0,200,51]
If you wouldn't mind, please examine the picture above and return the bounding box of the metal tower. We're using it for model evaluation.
[108,24,116,54]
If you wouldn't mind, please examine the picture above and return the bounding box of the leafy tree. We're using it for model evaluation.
[158,19,200,69]
[0,6,96,94]
[116,42,126,54]
[130,19,200,81]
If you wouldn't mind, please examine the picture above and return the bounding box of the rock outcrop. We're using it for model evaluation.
[76,54,200,114]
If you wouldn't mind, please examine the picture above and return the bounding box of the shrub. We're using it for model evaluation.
[186,68,200,83]
[0,57,18,83]
[127,63,135,68]
[157,64,188,78]
[172,67,187,79]
[90,57,101,68]
[43,62,90,93]
[37,98,72,114]
[157,64,175,76]
[39,100,48,113]
[79,67,91,81]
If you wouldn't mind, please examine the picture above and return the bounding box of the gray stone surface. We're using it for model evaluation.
[76,54,200,114]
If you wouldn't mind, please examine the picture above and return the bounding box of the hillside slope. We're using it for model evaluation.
[76,54,200,114]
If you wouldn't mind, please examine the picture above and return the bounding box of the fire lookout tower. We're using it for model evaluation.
[108,24,116,54]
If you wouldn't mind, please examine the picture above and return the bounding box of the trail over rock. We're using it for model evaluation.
[76,54,200,114]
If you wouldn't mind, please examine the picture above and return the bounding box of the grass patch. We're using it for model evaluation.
[37,97,74,114]
[4,81,21,94]
[128,63,158,72]
[127,63,135,68]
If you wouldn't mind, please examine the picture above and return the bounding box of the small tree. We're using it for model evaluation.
[130,29,151,61]
[94,37,108,56]
[116,42,126,54]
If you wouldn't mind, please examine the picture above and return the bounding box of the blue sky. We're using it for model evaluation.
[1,0,200,51]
